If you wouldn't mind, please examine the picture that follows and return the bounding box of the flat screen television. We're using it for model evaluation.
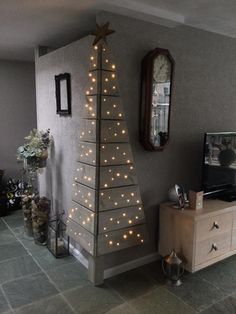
[202,132,236,201]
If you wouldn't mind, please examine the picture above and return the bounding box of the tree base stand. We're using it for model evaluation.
[88,255,104,286]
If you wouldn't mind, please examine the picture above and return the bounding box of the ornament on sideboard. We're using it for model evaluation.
[188,190,203,210]
[162,249,184,286]
[168,184,187,209]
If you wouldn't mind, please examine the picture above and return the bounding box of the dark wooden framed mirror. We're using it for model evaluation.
[55,73,72,115]
[140,48,174,151]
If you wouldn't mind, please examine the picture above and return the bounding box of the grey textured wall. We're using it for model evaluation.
[36,12,236,268]
[0,60,36,179]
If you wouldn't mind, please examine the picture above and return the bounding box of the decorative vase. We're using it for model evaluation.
[21,193,34,237]
[32,196,50,245]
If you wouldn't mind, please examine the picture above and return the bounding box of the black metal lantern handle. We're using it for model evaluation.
[162,258,168,276]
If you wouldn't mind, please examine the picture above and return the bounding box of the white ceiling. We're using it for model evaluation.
[1,0,236,61]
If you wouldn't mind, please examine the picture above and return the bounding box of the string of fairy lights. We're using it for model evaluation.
[67,42,146,256]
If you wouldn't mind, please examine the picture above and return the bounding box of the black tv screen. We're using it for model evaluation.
[202,132,236,194]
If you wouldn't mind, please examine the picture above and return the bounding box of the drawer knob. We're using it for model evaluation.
[211,243,218,251]
[213,222,219,229]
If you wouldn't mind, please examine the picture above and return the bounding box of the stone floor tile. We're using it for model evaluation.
[64,284,123,314]
[2,272,58,309]
[46,261,89,291]
[0,219,7,231]
[19,237,47,255]
[33,249,76,270]
[14,295,74,314]
[0,229,18,245]
[0,255,41,284]
[105,303,137,314]
[136,260,166,284]
[2,211,24,228]
[193,262,236,294]
[11,226,30,239]
[106,268,157,301]
[0,241,27,262]
[0,288,11,313]
[167,275,227,312]
[130,286,197,314]
[201,296,236,314]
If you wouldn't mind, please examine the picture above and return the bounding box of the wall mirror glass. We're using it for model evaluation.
[140,48,174,151]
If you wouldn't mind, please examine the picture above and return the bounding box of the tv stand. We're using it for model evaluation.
[159,199,236,273]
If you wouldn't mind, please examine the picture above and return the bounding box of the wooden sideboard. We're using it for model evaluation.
[159,199,236,272]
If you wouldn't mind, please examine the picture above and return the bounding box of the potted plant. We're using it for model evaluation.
[17,129,52,171]
[17,129,52,239]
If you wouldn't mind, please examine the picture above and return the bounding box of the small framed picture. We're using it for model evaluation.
[55,73,71,115]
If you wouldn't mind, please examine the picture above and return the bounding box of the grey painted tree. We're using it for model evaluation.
[66,23,147,284]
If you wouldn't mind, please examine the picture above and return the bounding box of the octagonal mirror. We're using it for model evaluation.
[140,48,174,151]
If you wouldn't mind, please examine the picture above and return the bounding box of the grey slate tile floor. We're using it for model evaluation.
[1,211,236,313]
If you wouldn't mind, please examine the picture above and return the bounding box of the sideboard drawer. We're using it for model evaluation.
[195,231,231,265]
[196,212,232,242]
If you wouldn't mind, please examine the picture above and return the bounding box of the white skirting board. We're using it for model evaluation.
[69,242,160,279]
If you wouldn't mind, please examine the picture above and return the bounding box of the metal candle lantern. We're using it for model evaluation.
[47,217,70,258]
[162,250,184,286]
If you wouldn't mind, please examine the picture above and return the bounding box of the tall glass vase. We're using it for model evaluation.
[32,196,50,245]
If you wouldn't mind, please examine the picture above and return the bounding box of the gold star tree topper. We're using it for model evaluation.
[92,22,115,46]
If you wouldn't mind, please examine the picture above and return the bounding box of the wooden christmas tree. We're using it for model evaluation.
[67,23,147,284]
